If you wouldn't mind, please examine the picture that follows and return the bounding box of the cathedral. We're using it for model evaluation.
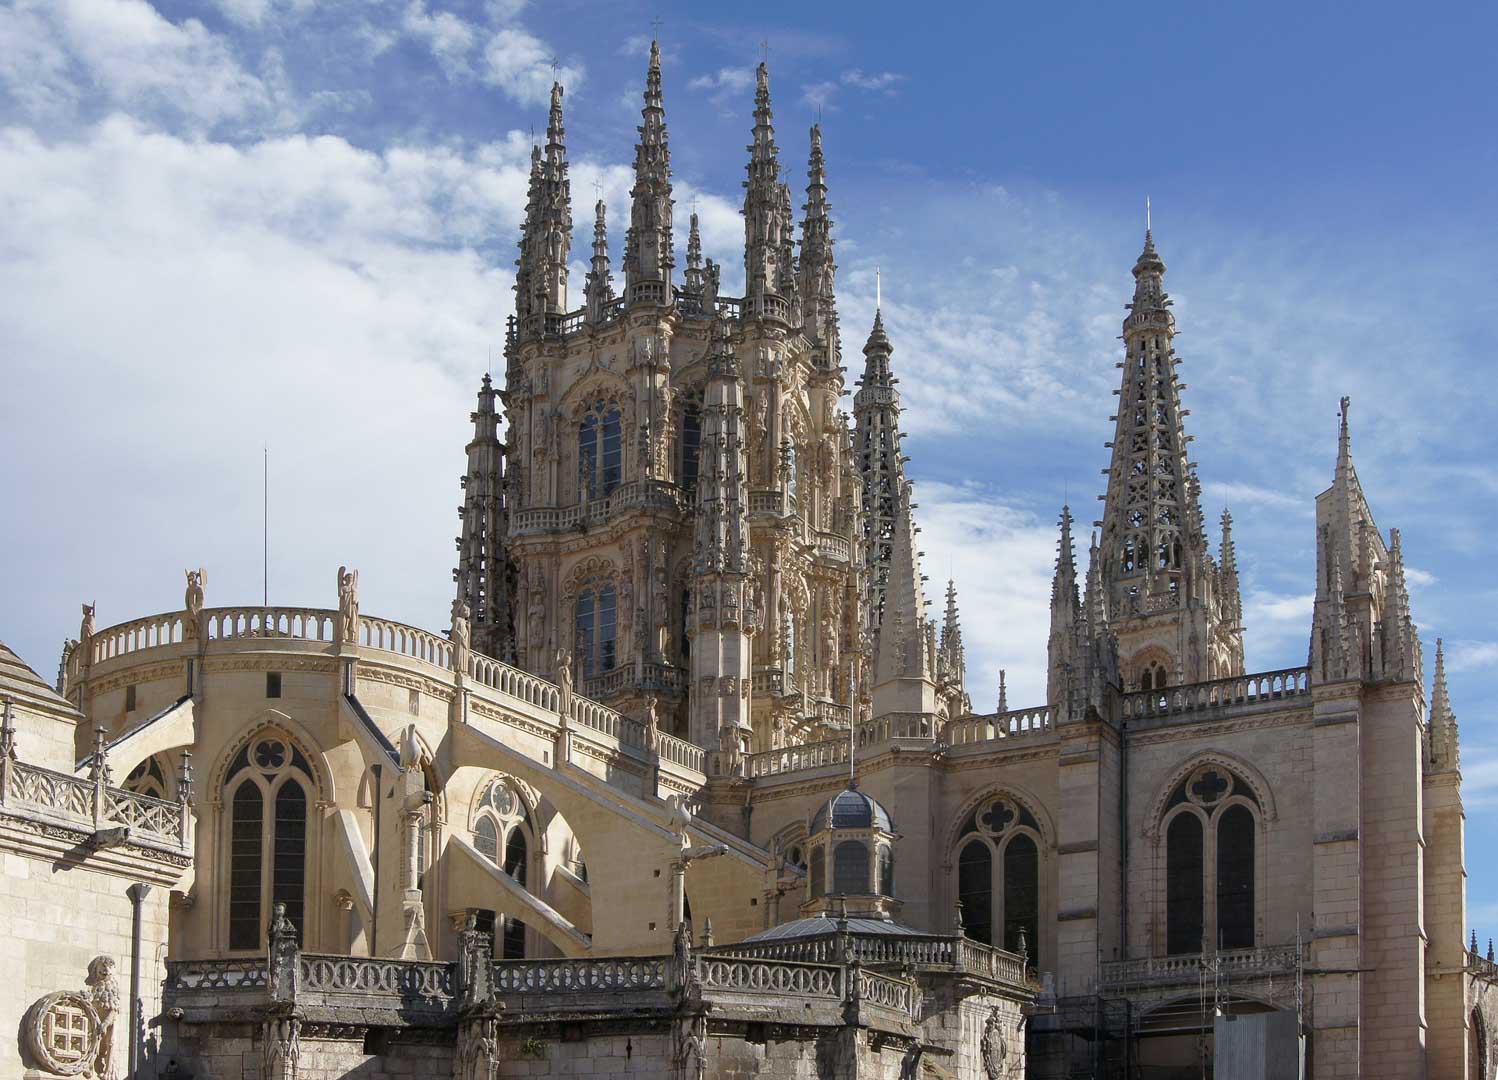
[1,41,1489,1080]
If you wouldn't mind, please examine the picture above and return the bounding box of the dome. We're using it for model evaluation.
[810,784,893,834]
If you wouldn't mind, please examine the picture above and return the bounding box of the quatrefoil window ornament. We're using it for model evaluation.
[1186,766,1232,807]
[979,800,1016,836]
[253,739,287,770]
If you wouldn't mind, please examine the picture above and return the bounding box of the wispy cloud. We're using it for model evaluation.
[402,1,478,78]
[688,66,754,113]
[482,28,582,107]
[801,67,906,109]
[1448,640,1498,673]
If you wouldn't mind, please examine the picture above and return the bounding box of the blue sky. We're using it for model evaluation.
[1,0,1495,936]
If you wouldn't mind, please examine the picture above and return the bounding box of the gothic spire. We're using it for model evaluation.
[854,307,904,631]
[874,481,933,692]
[454,373,513,663]
[535,82,572,316]
[514,145,543,327]
[1381,528,1421,683]
[997,669,1008,713]
[1047,506,1081,711]
[939,578,965,687]
[743,61,789,309]
[799,124,839,362]
[1095,226,1237,684]
[1219,509,1243,639]
[684,211,704,293]
[624,40,673,302]
[1429,638,1459,771]
[584,199,614,324]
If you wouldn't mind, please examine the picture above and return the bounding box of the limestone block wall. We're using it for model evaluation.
[1,848,173,1080]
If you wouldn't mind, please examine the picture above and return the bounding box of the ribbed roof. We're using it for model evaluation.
[739,915,928,943]
[810,784,894,834]
[0,640,76,713]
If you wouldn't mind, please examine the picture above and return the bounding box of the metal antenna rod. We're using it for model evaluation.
[262,444,268,608]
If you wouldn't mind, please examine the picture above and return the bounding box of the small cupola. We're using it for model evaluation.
[802,781,901,920]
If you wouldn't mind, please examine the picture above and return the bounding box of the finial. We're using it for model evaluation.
[875,266,881,312]
[998,670,1008,713]
[1146,194,1151,235]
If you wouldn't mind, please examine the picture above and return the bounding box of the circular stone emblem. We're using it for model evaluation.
[24,991,101,1077]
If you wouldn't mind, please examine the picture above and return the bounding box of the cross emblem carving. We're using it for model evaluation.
[981,801,1015,833]
[43,1003,91,1062]
[1191,769,1229,804]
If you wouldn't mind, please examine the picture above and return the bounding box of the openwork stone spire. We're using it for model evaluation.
[454,373,513,663]
[584,199,614,324]
[874,481,932,690]
[514,146,543,326]
[1095,228,1242,685]
[743,62,790,311]
[799,124,838,364]
[684,211,704,293]
[854,307,904,631]
[624,41,673,302]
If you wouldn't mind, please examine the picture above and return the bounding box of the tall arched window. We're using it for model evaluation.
[954,797,1043,965]
[809,845,825,899]
[1161,765,1262,955]
[1166,812,1204,955]
[958,841,993,947]
[472,778,535,960]
[1216,805,1255,949]
[223,732,315,950]
[877,845,894,896]
[833,840,869,894]
[574,584,617,678]
[578,399,623,500]
[1003,834,1039,960]
[680,398,702,492]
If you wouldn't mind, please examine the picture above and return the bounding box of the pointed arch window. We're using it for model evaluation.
[124,754,169,800]
[954,798,1043,967]
[809,845,825,899]
[579,400,623,500]
[574,584,617,677]
[681,397,703,492]
[1162,766,1262,955]
[833,840,869,895]
[472,778,535,960]
[224,733,314,951]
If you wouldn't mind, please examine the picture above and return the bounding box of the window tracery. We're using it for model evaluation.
[578,399,623,501]
[953,795,1043,965]
[224,731,315,951]
[1160,764,1261,955]
[471,778,536,959]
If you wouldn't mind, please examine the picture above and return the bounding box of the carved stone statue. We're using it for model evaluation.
[85,955,119,1080]
[718,722,741,775]
[643,695,660,752]
[337,566,360,643]
[183,568,205,639]
[668,794,693,851]
[451,599,471,673]
[79,602,95,643]
[555,650,574,716]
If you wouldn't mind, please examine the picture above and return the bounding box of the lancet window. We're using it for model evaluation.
[224,732,315,951]
[953,796,1043,966]
[578,399,622,500]
[1162,764,1260,955]
[473,778,535,959]
[680,395,702,492]
[574,584,618,678]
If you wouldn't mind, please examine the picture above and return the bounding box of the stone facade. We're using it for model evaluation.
[1,37,1486,1080]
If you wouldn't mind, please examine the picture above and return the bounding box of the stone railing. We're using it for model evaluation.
[858,712,936,746]
[716,297,744,321]
[809,698,853,729]
[715,931,1028,990]
[82,612,188,668]
[359,616,454,670]
[697,955,842,998]
[1,754,187,850]
[944,706,1052,747]
[510,479,686,534]
[299,953,455,1008]
[657,732,706,773]
[859,970,917,1014]
[583,661,688,699]
[1121,666,1310,723]
[164,959,269,992]
[205,607,336,644]
[570,696,645,750]
[493,956,667,994]
[468,655,560,711]
[744,738,849,778]
[749,489,790,516]
[1469,948,1498,983]
[1099,945,1300,990]
[751,667,787,695]
[814,532,851,562]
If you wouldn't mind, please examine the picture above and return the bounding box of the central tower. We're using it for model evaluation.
[452,46,925,764]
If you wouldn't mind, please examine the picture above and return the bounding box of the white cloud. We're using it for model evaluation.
[482,28,582,107]
[1,0,279,130]
[402,1,478,77]
[1448,641,1498,674]
[688,67,754,113]
[841,69,904,92]
[1203,480,1310,513]
[802,68,906,110]
[907,481,1057,711]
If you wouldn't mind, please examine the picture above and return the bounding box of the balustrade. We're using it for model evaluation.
[1099,945,1299,989]
[1121,666,1310,722]
[468,655,561,711]
[492,956,666,994]
[943,706,1052,747]
[358,616,454,670]
[299,953,454,1004]
[164,959,269,991]
[697,956,842,998]
[744,738,849,778]
[2,757,185,849]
